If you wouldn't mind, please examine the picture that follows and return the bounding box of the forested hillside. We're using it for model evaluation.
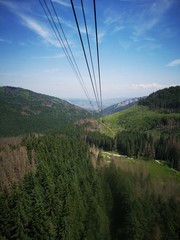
[0,134,179,240]
[0,86,90,136]
[103,87,180,170]
[139,86,180,112]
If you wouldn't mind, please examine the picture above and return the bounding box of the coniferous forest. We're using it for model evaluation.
[115,131,180,170]
[0,132,179,240]
[138,86,180,112]
[0,86,180,239]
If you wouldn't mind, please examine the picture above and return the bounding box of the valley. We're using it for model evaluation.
[0,86,179,240]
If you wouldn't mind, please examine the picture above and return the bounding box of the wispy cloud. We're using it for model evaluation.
[133,0,173,37]
[136,42,161,51]
[20,14,48,39]
[52,0,71,8]
[131,83,164,90]
[102,0,175,54]
[113,26,125,34]
[0,1,61,48]
[98,31,106,43]
[20,14,61,47]
[103,8,124,31]
[42,54,65,59]
[104,0,174,39]
[43,68,61,73]
[119,40,131,50]
[104,14,122,26]
[0,1,17,11]
[0,38,12,44]
[166,59,180,67]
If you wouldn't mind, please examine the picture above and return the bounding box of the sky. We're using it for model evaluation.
[0,0,180,102]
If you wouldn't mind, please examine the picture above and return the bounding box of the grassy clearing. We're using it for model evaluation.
[145,160,180,181]
[102,151,180,201]
[102,152,180,201]
[102,151,180,181]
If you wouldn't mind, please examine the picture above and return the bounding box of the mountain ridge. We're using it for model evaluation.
[102,97,140,115]
[0,86,90,136]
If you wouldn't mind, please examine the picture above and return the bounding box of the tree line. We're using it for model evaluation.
[115,131,180,170]
[86,130,180,171]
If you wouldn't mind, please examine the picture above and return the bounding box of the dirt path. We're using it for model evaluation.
[155,160,162,165]
[99,121,115,137]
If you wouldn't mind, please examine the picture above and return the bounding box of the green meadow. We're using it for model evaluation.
[103,105,180,136]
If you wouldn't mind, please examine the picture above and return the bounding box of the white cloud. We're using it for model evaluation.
[0,38,12,44]
[98,31,106,43]
[131,83,164,90]
[43,68,60,73]
[0,1,61,48]
[166,59,180,67]
[0,1,18,11]
[104,15,122,26]
[20,15,48,39]
[112,26,125,34]
[136,42,161,51]
[104,0,174,40]
[31,53,65,60]
[103,8,124,31]
[119,40,131,50]
[20,14,62,48]
[52,0,71,8]
[42,54,65,59]
[133,0,173,36]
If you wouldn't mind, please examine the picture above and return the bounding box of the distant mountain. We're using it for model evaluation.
[66,98,96,110]
[103,97,140,115]
[66,97,127,110]
[0,86,90,136]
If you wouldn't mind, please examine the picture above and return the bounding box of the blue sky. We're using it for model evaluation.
[0,0,179,101]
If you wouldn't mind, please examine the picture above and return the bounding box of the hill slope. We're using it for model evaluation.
[0,86,90,136]
[103,86,180,170]
[103,86,180,135]
[139,86,180,112]
[103,105,180,136]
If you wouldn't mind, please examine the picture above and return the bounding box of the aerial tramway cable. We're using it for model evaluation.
[39,0,79,81]
[39,0,103,112]
[49,0,93,108]
[70,0,100,111]
[93,0,103,115]
[80,0,100,106]
[39,0,94,110]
